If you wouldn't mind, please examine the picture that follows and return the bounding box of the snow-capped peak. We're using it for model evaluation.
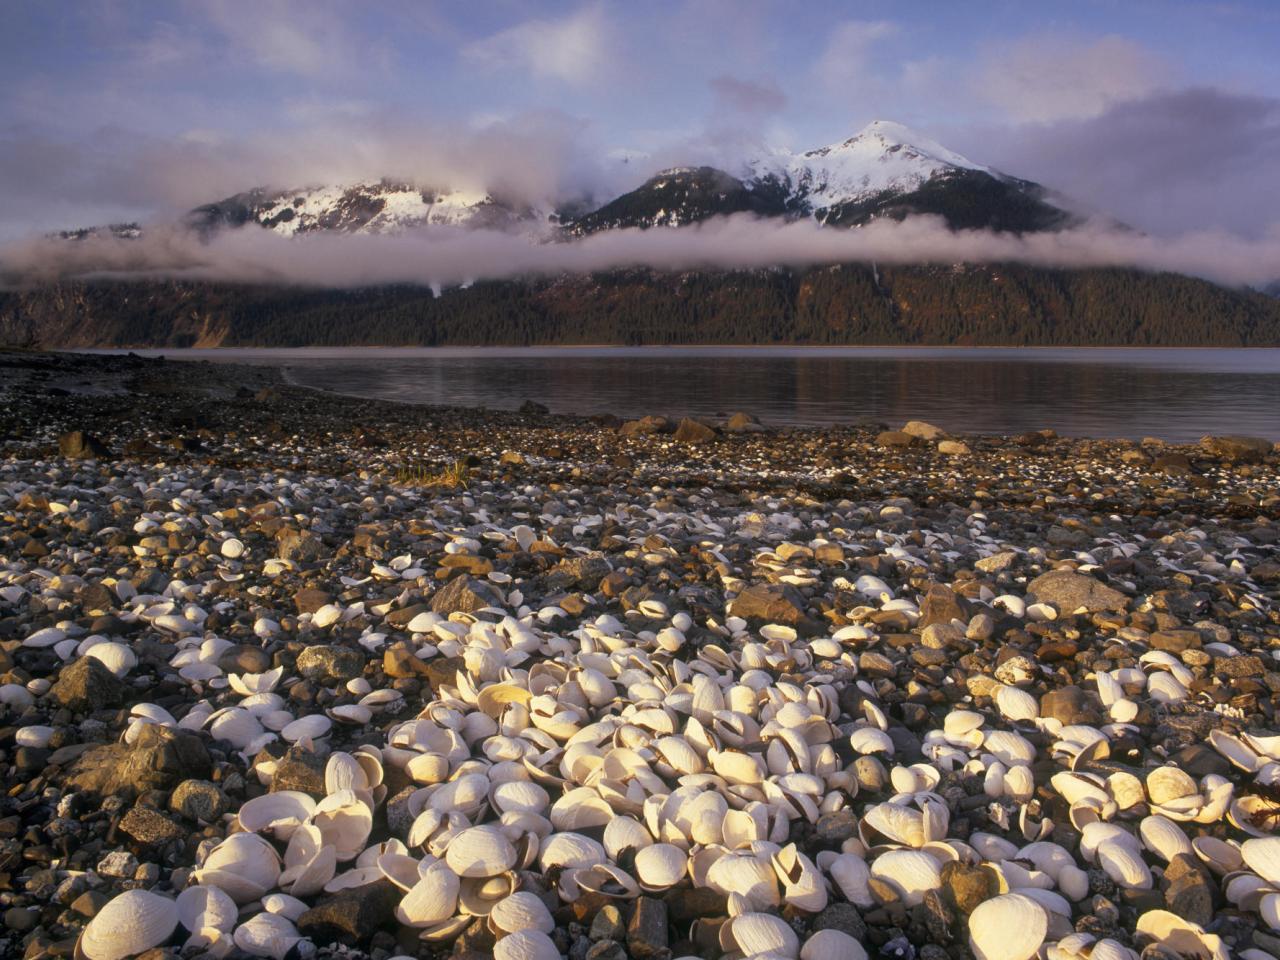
[808,119,985,173]
[745,118,992,219]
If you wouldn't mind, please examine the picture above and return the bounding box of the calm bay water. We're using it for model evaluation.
[115,346,1280,442]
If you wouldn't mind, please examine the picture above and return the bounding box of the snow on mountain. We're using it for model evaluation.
[745,119,992,219]
[185,179,552,236]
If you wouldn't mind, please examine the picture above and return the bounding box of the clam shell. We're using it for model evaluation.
[175,885,237,934]
[802,928,868,960]
[311,789,373,861]
[231,913,302,960]
[603,816,654,860]
[493,930,562,960]
[1139,815,1192,863]
[996,685,1039,722]
[1135,909,1229,960]
[489,891,555,935]
[730,912,799,958]
[445,825,518,878]
[78,890,179,960]
[281,714,332,743]
[85,642,137,677]
[969,893,1048,960]
[194,832,282,903]
[1098,843,1152,890]
[237,791,316,840]
[1242,837,1280,884]
[870,849,942,907]
[1147,767,1198,806]
[634,843,687,891]
[396,860,460,926]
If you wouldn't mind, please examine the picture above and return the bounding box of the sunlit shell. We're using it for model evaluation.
[634,843,687,891]
[489,891,555,935]
[728,912,799,958]
[969,894,1048,960]
[237,791,316,840]
[445,825,518,878]
[396,861,460,926]
[870,849,943,907]
[175,885,237,934]
[231,912,302,960]
[78,890,179,960]
[493,930,562,960]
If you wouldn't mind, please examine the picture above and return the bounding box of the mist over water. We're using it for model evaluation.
[102,346,1280,442]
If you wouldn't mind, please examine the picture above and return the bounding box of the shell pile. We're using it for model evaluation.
[1,357,1279,960]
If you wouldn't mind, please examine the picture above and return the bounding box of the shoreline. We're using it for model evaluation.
[1,350,1279,960]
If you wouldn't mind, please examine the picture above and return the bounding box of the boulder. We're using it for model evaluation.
[49,657,126,712]
[1027,569,1129,613]
[1199,435,1272,463]
[430,575,500,615]
[730,583,811,628]
[673,418,716,443]
[902,420,947,440]
[876,431,916,447]
[65,724,211,797]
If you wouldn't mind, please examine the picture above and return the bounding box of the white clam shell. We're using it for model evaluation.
[634,843,687,891]
[194,832,282,903]
[1242,837,1280,884]
[445,825,518,878]
[969,893,1048,960]
[730,911,799,958]
[493,930,562,960]
[802,928,868,960]
[869,849,942,907]
[237,791,316,840]
[489,891,555,935]
[176,885,237,934]
[396,860,460,926]
[232,912,303,960]
[79,890,179,960]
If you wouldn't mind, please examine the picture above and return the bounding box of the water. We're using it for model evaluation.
[102,346,1280,442]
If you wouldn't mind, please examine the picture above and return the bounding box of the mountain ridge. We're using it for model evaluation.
[67,120,1081,242]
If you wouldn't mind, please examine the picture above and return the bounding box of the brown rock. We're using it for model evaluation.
[1027,570,1128,613]
[430,576,500,615]
[673,418,716,443]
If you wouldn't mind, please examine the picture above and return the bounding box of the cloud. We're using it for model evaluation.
[199,0,362,77]
[462,4,611,85]
[6,214,1280,292]
[959,87,1280,236]
[813,20,897,92]
[709,75,787,116]
[0,111,623,241]
[974,34,1173,122]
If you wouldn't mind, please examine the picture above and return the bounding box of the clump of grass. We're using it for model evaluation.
[392,459,470,489]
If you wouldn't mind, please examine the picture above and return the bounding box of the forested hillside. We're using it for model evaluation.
[3,263,1279,348]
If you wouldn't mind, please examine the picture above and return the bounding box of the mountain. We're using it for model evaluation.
[567,121,1074,234]
[6,119,1276,349]
[172,120,1074,241]
[184,179,549,236]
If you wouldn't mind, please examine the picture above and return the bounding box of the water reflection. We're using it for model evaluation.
[110,347,1280,442]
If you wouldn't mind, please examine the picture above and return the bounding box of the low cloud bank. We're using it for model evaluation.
[2,215,1278,291]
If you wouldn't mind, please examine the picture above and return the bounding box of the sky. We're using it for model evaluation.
[2,0,1280,242]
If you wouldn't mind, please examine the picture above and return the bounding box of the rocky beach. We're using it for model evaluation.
[1,349,1279,960]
